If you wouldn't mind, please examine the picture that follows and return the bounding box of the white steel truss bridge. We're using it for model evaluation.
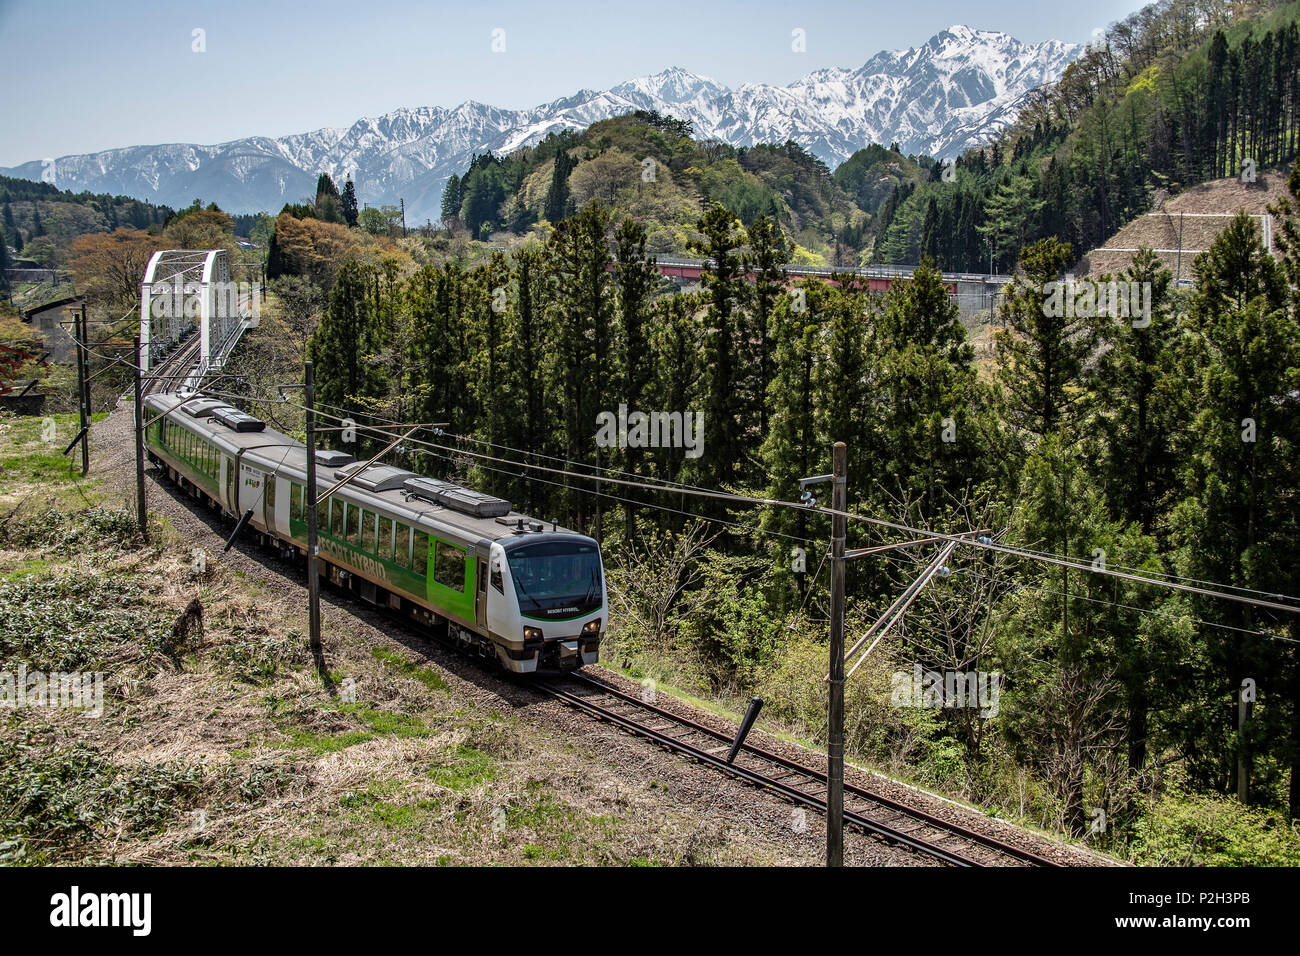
[139,249,257,388]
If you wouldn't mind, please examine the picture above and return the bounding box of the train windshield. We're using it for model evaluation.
[506,541,602,617]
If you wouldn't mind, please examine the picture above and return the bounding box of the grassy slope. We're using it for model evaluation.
[0,411,793,866]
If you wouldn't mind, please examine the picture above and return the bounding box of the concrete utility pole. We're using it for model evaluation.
[1238,679,1252,802]
[132,335,148,541]
[73,305,90,474]
[305,362,322,666]
[827,442,847,867]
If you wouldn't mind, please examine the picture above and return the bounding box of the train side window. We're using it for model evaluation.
[490,559,504,593]
[345,503,360,543]
[379,516,394,559]
[395,523,412,568]
[330,498,344,536]
[290,483,302,519]
[361,510,376,553]
[412,532,429,576]
[317,496,330,533]
[433,541,465,592]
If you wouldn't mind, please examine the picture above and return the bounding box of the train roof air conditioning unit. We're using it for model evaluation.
[314,449,355,468]
[210,407,266,432]
[436,487,512,519]
[182,397,228,418]
[402,476,454,505]
[333,462,418,493]
[402,477,511,518]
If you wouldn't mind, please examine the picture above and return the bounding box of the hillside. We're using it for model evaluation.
[0,407,827,865]
[868,0,1300,272]
[444,111,934,261]
[1087,169,1291,275]
[0,175,172,268]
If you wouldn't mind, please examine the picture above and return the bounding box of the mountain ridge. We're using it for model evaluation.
[1,24,1080,223]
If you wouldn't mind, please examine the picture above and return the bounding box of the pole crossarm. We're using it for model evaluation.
[313,425,421,507]
[834,540,960,683]
[845,528,991,560]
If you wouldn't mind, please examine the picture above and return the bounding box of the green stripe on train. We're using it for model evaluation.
[288,517,476,623]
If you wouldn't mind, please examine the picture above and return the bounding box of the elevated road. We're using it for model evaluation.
[651,257,1012,316]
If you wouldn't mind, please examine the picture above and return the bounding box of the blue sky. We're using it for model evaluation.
[0,0,1144,167]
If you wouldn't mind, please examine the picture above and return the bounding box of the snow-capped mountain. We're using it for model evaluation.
[2,25,1080,224]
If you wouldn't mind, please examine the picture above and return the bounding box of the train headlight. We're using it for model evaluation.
[582,618,601,636]
[523,626,544,642]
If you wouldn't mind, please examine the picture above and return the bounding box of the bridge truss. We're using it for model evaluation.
[139,249,254,387]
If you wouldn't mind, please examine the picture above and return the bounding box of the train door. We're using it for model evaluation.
[475,559,488,629]
[222,456,235,512]
[239,461,265,524]
[474,541,491,630]
[273,473,290,537]
[262,472,278,535]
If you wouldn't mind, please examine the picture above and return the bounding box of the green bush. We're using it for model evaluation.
[0,572,158,670]
[0,730,204,863]
[1130,788,1300,866]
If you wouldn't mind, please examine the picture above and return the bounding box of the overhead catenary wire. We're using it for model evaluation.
[280,395,1300,607]
[372,434,1300,649]
[391,437,816,547]
[277,402,1300,617]
[162,382,1300,621]
[226,389,1288,594]
[148,382,1300,646]
[344,422,1287,649]
[872,547,1289,642]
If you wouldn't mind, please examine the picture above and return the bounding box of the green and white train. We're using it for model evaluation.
[144,391,605,673]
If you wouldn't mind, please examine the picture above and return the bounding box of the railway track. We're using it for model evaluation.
[139,348,1067,868]
[539,671,1064,867]
[142,290,253,397]
[143,332,203,397]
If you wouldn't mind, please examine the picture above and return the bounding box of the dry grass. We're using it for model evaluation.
[0,409,822,867]
[1085,169,1290,276]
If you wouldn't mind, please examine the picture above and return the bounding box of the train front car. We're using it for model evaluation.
[487,532,605,674]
